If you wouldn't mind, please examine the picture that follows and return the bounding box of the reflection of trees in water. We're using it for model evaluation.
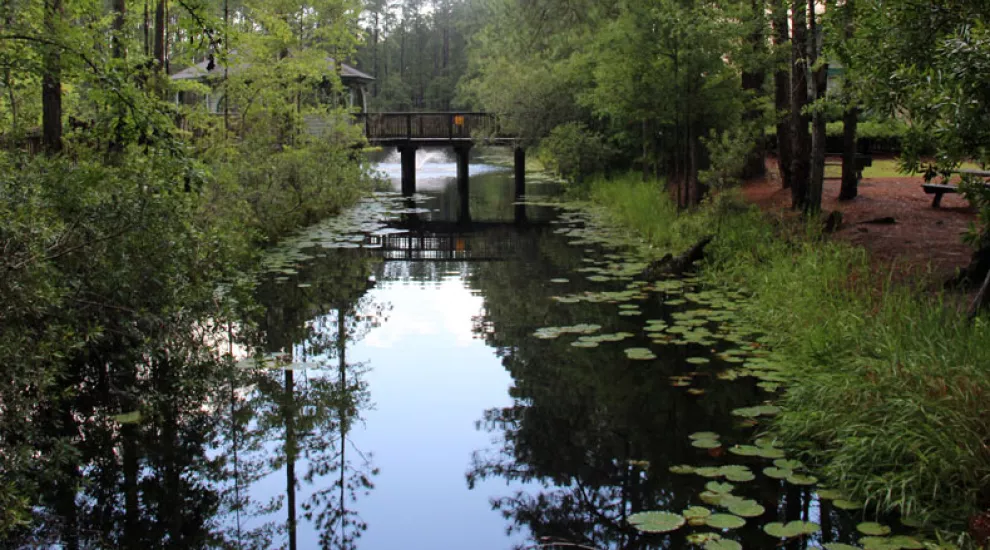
[4,248,386,549]
[222,249,386,550]
[466,231,792,549]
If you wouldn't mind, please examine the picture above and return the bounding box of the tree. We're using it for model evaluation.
[790,0,811,210]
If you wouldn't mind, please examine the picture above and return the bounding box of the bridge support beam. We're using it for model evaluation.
[399,144,418,195]
[455,144,472,224]
[514,146,526,197]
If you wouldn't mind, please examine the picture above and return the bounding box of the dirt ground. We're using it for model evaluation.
[742,158,979,287]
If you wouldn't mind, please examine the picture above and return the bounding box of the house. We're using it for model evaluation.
[170,54,374,114]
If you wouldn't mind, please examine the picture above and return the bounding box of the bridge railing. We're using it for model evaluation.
[355,112,506,142]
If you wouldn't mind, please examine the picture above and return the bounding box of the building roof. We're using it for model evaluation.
[170,54,374,83]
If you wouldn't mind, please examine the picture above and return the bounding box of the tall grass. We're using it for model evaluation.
[591,173,990,531]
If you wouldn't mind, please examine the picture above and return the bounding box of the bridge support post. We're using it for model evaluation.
[399,144,418,195]
[455,144,472,224]
[514,146,526,197]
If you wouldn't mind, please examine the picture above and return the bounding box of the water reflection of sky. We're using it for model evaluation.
[347,277,524,549]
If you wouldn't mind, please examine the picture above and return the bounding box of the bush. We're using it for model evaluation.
[538,122,615,185]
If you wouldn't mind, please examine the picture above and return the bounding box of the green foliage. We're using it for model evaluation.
[538,122,613,185]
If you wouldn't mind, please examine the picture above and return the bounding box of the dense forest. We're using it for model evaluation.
[3,0,990,547]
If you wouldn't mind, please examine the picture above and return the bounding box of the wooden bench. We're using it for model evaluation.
[922,169,990,208]
[824,153,873,181]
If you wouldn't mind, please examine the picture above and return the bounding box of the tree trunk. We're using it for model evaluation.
[112,0,126,58]
[153,0,166,71]
[806,0,828,214]
[42,0,63,156]
[838,0,860,201]
[144,0,151,57]
[839,106,860,200]
[790,0,811,209]
[772,0,792,189]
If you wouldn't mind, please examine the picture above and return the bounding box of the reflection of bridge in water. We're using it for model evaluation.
[364,218,550,263]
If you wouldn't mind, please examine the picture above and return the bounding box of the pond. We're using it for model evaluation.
[17,147,923,550]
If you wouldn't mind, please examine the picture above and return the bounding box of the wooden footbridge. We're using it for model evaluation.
[355,112,525,196]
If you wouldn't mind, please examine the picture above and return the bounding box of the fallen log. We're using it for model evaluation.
[643,235,714,277]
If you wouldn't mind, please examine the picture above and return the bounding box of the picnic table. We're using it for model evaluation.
[922,168,990,208]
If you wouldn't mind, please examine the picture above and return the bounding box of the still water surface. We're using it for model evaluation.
[21,148,896,549]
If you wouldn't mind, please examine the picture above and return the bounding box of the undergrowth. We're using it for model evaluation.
[588,174,990,539]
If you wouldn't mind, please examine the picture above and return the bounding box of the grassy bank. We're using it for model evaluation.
[587,174,990,538]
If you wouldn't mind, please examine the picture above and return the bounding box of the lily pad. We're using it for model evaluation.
[823,545,863,550]
[687,532,721,545]
[773,459,803,470]
[726,500,765,518]
[694,467,724,478]
[627,511,685,533]
[860,536,924,550]
[669,464,696,475]
[625,347,657,360]
[763,467,791,480]
[785,473,819,486]
[683,506,712,520]
[705,481,734,494]
[705,540,742,550]
[833,499,864,510]
[692,438,722,449]
[704,514,746,530]
[690,431,720,440]
[763,520,819,539]
[857,522,892,536]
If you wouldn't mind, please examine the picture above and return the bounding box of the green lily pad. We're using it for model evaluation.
[694,467,724,478]
[687,357,711,365]
[550,278,570,283]
[570,341,600,348]
[763,520,819,539]
[669,464,696,475]
[860,536,924,550]
[705,481,734,494]
[624,347,657,360]
[824,544,863,550]
[704,514,746,530]
[731,405,781,418]
[705,540,742,550]
[833,499,864,510]
[857,522,892,536]
[763,467,791,480]
[728,445,785,459]
[690,431,720,440]
[683,506,712,520]
[687,532,721,545]
[726,500,765,518]
[627,511,685,533]
[692,438,723,449]
[773,459,803,470]
[723,469,755,483]
[700,491,725,506]
[786,473,819,486]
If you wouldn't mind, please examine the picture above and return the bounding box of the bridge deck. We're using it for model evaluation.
[357,112,516,146]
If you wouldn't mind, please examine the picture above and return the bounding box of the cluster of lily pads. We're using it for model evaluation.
[261,193,434,275]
